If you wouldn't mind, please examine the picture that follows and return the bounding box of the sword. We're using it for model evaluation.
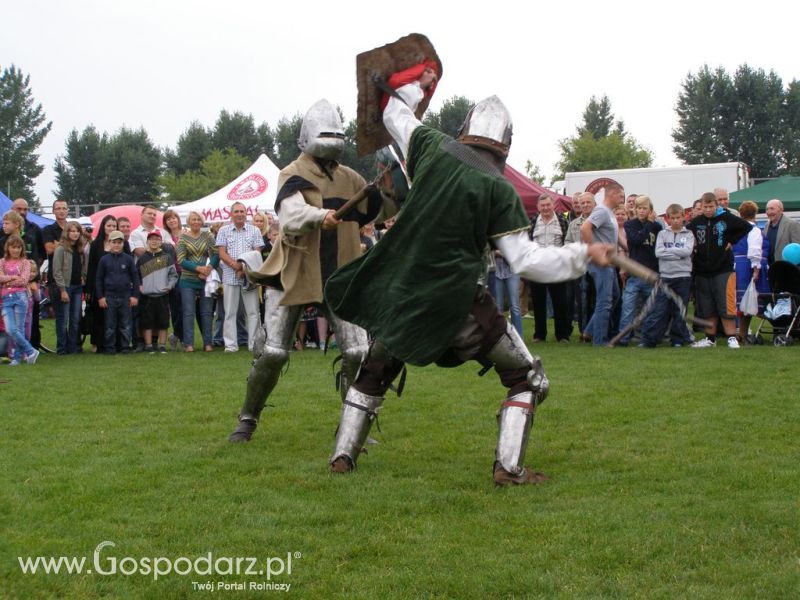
[607,253,712,347]
[332,165,392,220]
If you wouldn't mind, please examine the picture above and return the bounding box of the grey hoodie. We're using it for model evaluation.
[655,227,695,278]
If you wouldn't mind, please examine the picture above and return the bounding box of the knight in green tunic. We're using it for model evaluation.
[325,75,614,485]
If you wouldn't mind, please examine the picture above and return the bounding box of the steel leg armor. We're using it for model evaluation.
[325,309,369,402]
[228,288,302,442]
[486,322,549,485]
[329,387,384,472]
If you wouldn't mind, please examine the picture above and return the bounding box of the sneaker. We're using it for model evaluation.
[168,334,178,351]
[691,338,716,348]
[8,359,21,366]
[145,344,155,354]
[158,345,167,354]
[25,349,40,365]
[727,336,741,349]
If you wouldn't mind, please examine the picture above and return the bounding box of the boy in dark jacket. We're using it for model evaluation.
[687,192,751,348]
[97,231,140,354]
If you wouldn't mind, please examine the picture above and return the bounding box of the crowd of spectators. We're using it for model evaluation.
[2,188,800,363]
[489,188,800,350]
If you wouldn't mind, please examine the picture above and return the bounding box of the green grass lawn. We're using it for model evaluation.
[1,320,798,599]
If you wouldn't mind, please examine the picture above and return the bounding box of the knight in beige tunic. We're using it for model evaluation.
[228,99,386,443]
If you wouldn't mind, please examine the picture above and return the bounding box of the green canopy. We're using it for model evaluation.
[729,176,800,211]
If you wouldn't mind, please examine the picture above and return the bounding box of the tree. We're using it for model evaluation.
[212,110,261,162]
[672,64,789,179]
[576,95,617,139]
[97,127,162,205]
[555,97,652,178]
[0,65,52,206]
[257,122,278,163]
[423,95,473,138]
[556,132,653,178]
[272,114,303,168]
[165,121,213,175]
[160,148,251,203]
[54,126,107,215]
[524,161,546,185]
[783,79,800,175]
[339,118,375,180]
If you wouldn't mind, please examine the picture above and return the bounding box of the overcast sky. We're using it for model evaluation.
[3,0,798,209]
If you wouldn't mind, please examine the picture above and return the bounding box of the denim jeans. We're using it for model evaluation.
[179,286,213,348]
[168,286,183,342]
[104,295,133,352]
[492,274,523,337]
[54,285,83,354]
[585,264,620,346]
[617,276,653,345]
[2,291,35,361]
[642,277,693,346]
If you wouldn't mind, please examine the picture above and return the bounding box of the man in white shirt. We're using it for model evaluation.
[129,205,172,258]
[528,194,571,342]
[216,202,263,352]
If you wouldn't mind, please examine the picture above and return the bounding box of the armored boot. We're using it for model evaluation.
[228,342,289,441]
[492,391,547,486]
[329,388,384,473]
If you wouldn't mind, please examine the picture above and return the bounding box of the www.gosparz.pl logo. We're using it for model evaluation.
[18,540,300,582]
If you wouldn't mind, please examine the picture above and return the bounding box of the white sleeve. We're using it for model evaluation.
[494,230,588,283]
[746,226,762,267]
[278,191,327,236]
[129,229,145,251]
[383,83,424,159]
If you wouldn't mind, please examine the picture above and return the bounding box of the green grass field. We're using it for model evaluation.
[1,320,798,599]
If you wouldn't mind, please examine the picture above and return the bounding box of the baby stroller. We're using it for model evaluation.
[754,261,800,346]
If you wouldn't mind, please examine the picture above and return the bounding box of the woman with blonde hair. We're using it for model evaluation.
[177,211,218,351]
[252,211,273,256]
[52,221,88,354]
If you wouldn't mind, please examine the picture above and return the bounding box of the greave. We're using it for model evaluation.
[330,388,384,468]
[240,347,287,421]
[495,391,535,475]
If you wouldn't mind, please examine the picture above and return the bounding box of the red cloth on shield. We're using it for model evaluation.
[379,60,439,111]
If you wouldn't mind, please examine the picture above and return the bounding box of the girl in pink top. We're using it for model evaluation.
[0,235,39,365]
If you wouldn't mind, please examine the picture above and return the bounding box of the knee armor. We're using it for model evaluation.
[486,322,549,403]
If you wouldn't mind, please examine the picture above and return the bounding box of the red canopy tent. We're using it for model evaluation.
[503,165,573,218]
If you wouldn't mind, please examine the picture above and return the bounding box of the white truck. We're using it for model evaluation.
[560,162,751,214]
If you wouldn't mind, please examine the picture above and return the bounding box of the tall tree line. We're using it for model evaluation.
[672,64,800,178]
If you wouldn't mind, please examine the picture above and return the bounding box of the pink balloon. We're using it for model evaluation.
[88,205,164,238]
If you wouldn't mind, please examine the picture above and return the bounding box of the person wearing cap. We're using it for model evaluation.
[138,230,178,353]
[96,230,140,354]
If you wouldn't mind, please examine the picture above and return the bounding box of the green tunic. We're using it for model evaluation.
[325,126,529,366]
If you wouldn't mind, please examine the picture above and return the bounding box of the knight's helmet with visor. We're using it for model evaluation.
[297,99,346,161]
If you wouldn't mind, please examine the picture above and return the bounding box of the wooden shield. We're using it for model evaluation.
[356,33,443,156]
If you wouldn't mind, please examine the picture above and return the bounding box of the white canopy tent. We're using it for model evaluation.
[171,154,280,223]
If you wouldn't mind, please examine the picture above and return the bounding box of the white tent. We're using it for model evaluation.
[171,154,280,223]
